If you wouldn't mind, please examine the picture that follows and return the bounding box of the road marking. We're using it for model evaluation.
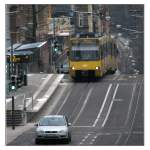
[56,89,72,115]
[113,99,124,102]
[124,79,143,144]
[72,87,94,125]
[113,75,119,80]
[72,126,92,128]
[101,84,119,127]
[92,84,112,127]
[101,100,114,127]
[112,84,119,99]
[115,133,122,145]
[132,131,144,134]
[79,133,91,145]
[124,83,137,125]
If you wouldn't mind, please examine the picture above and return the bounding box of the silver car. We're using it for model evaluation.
[34,115,71,144]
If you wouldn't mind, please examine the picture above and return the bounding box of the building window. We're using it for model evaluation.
[79,14,84,27]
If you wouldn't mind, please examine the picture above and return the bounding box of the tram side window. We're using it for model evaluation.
[105,42,108,57]
[113,43,117,56]
[110,42,113,56]
[107,42,111,56]
[100,45,104,59]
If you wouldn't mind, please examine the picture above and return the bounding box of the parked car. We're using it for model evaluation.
[34,115,71,144]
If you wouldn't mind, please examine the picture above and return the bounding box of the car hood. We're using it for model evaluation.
[37,126,68,132]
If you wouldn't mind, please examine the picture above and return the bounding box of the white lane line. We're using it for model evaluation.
[72,126,92,128]
[115,133,122,145]
[56,89,72,115]
[101,84,119,127]
[124,79,143,144]
[124,83,137,126]
[101,100,114,127]
[112,84,119,99]
[72,87,94,125]
[92,84,112,127]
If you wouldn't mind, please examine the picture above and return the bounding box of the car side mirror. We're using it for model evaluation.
[34,123,38,127]
[68,123,71,126]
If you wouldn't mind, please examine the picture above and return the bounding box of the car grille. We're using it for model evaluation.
[45,131,58,133]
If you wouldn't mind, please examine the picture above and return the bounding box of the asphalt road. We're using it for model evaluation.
[8,74,144,146]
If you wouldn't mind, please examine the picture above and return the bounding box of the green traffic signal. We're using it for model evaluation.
[54,47,58,52]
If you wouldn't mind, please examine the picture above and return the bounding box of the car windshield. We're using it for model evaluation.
[39,117,66,126]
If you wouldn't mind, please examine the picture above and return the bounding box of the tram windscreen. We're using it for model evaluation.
[71,44,100,61]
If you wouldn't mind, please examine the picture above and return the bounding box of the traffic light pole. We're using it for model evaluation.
[12,95,15,130]
[10,37,15,130]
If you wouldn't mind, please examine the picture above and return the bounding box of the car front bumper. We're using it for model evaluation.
[36,133,69,140]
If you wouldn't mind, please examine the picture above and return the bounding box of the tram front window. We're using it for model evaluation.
[71,44,99,61]
[71,50,99,61]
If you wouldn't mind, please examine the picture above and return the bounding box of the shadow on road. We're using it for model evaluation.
[35,139,70,145]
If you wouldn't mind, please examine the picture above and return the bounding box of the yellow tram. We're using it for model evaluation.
[68,32,118,79]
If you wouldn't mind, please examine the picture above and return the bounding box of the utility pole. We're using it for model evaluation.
[98,6,102,33]
[32,5,37,42]
[88,5,93,32]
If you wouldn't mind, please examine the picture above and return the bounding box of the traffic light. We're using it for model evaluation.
[16,76,22,88]
[53,41,58,52]
[10,75,16,90]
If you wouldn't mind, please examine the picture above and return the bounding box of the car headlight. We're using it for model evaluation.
[59,130,67,135]
[37,130,45,134]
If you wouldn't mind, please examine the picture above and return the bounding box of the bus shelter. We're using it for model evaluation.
[6,50,33,90]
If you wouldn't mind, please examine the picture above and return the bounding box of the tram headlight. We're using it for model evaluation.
[96,66,99,70]
[72,66,75,70]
